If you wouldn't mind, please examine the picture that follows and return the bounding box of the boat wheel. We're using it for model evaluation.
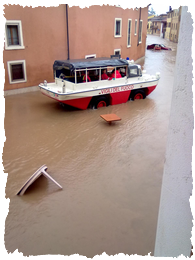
[97,100,107,108]
[131,90,146,100]
[92,96,108,109]
[134,93,144,99]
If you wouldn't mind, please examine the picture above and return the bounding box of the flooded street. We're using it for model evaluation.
[4,35,177,257]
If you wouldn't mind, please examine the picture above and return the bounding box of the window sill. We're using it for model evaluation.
[9,79,27,84]
[5,46,25,50]
[114,35,122,38]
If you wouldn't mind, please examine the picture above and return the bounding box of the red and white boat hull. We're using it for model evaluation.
[39,79,158,110]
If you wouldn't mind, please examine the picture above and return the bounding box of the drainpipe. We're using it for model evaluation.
[137,7,141,46]
[66,4,70,60]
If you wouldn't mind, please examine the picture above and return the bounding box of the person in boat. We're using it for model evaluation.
[101,69,111,80]
[59,73,66,79]
[83,71,91,82]
[111,67,122,79]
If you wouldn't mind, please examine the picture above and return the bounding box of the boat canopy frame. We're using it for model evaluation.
[53,58,129,72]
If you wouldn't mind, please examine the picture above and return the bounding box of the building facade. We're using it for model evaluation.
[149,14,167,37]
[3,4,149,92]
[169,7,182,43]
[165,10,172,40]
[147,14,156,34]
[160,6,182,43]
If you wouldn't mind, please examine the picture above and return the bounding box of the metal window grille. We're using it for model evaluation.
[11,64,24,81]
[7,25,20,46]
[138,20,143,43]
[127,20,131,46]
[116,20,121,35]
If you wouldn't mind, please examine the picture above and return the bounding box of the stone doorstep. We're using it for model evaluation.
[4,85,39,96]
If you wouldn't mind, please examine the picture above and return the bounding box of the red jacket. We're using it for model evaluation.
[101,73,109,80]
[83,75,91,82]
[111,70,122,79]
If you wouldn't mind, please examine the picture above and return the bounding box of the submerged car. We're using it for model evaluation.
[39,58,160,110]
[147,44,171,50]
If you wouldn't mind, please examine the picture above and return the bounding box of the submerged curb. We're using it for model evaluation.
[4,86,39,96]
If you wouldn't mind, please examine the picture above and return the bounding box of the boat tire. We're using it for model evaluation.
[91,96,109,109]
[131,90,146,100]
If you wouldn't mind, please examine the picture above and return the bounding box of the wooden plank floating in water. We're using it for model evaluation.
[100,114,121,124]
[17,165,62,196]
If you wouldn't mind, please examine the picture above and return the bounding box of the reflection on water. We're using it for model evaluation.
[4,35,177,257]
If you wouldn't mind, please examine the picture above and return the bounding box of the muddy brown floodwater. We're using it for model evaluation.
[3,35,177,257]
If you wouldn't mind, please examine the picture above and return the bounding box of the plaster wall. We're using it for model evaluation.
[165,17,171,39]
[168,8,182,43]
[3,5,68,91]
[154,6,193,257]
[68,5,148,61]
[152,21,161,35]
[160,23,163,37]
[3,5,148,91]
[165,28,170,40]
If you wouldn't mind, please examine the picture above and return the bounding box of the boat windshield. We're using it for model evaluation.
[128,65,142,78]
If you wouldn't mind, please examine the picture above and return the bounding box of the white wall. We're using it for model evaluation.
[160,23,163,38]
[154,6,193,257]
